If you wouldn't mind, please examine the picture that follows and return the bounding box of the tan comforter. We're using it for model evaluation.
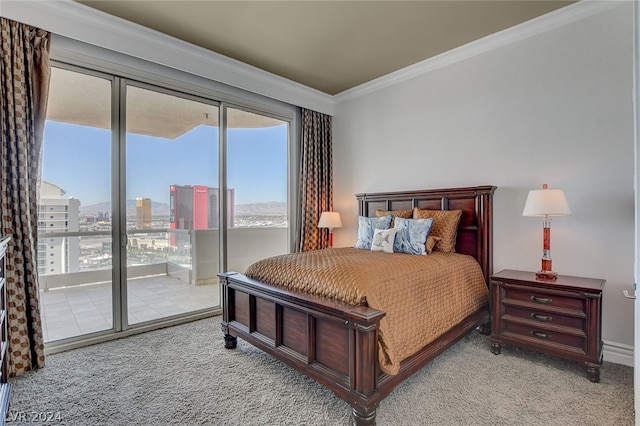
[244,247,489,375]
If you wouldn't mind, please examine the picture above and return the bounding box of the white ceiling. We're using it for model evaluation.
[75,1,576,95]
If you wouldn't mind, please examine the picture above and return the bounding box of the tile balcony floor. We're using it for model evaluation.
[40,274,220,342]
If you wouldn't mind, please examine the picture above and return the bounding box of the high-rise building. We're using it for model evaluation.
[169,185,235,232]
[136,198,152,229]
[37,180,80,275]
[207,187,235,229]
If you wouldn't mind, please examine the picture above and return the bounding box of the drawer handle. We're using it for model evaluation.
[531,296,553,304]
[531,330,550,339]
[530,313,552,322]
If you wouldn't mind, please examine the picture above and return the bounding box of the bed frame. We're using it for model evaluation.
[219,185,496,425]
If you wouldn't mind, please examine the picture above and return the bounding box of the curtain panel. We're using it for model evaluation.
[297,109,333,252]
[0,18,51,376]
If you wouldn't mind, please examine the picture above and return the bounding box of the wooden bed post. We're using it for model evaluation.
[352,407,376,426]
[350,320,381,425]
[220,273,237,349]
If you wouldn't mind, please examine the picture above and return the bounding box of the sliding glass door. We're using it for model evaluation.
[39,66,114,342]
[225,107,289,272]
[125,84,220,325]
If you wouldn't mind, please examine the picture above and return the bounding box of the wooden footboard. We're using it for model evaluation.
[220,272,386,424]
[220,185,496,425]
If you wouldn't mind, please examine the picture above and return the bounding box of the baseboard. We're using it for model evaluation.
[603,340,633,367]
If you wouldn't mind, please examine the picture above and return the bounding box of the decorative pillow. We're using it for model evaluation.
[413,208,462,253]
[426,235,442,255]
[371,228,397,253]
[354,214,392,250]
[393,217,434,255]
[376,208,413,227]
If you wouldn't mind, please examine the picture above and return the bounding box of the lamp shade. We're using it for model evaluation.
[522,185,571,217]
[318,211,342,229]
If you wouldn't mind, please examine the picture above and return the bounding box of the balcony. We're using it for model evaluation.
[39,227,287,342]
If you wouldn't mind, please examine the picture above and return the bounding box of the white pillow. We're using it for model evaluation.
[371,228,397,253]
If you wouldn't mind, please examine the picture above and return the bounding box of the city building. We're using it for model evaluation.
[136,198,152,229]
[37,180,81,275]
[169,185,235,232]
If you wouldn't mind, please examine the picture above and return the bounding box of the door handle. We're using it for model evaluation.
[623,283,636,300]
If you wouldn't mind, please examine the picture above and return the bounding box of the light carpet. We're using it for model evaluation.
[7,317,634,425]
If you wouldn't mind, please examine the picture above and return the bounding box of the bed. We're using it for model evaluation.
[219,185,496,425]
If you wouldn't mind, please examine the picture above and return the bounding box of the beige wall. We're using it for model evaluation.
[332,4,634,362]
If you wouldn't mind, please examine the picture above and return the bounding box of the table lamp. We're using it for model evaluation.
[522,184,571,280]
[318,211,342,248]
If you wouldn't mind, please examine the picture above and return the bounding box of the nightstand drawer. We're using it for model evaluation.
[501,321,586,353]
[503,305,585,331]
[504,287,585,312]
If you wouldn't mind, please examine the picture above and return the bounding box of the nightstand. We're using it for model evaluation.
[490,269,605,382]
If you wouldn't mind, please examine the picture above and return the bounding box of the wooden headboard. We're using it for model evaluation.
[356,185,496,284]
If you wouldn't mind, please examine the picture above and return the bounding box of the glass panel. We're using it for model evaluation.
[39,67,113,342]
[226,107,289,273]
[125,85,219,325]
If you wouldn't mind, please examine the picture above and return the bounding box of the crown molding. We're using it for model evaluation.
[1,0,333,115]
[334,0,627,104]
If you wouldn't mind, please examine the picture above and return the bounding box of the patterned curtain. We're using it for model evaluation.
[297,109,333,252]
[0,18,51,376]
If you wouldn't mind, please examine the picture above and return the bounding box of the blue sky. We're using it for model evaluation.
[42,121,288,206]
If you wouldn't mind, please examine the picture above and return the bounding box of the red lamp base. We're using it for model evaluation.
[535,270,558,280]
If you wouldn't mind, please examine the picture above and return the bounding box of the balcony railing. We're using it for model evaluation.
[37,227,288,290]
